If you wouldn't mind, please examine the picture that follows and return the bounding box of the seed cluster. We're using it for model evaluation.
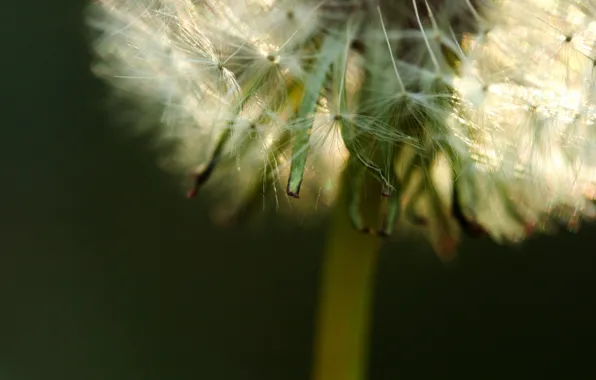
[88,0,596,255]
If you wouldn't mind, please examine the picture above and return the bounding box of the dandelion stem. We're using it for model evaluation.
[311,171,382,380]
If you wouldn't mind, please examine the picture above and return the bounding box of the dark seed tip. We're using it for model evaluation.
[350,38,366,54]
[186,188,197,199]
[377,230,391,238]
[286,180,302,199]
[359,227,378,235]
[287,190,300,199]
[408,215,427,226]
[467,223,488,238]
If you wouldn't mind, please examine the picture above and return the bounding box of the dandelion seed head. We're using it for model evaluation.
[88,0,596,256]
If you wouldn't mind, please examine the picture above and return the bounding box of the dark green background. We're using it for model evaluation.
[2,1,596,379]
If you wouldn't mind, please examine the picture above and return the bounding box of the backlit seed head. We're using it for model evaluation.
[88,0,596,258]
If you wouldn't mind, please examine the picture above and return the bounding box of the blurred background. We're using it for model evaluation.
[2,1,596,379]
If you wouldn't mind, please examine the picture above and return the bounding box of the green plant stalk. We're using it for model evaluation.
[311,176,382,380]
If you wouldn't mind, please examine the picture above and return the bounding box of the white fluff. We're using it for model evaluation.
[87,0,596,253]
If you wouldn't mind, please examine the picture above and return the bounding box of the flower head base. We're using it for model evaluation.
[88,0,596,257]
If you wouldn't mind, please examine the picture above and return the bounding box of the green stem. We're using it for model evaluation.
[311,179,382,380]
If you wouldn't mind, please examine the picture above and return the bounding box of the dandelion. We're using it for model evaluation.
[87,0,596,378]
